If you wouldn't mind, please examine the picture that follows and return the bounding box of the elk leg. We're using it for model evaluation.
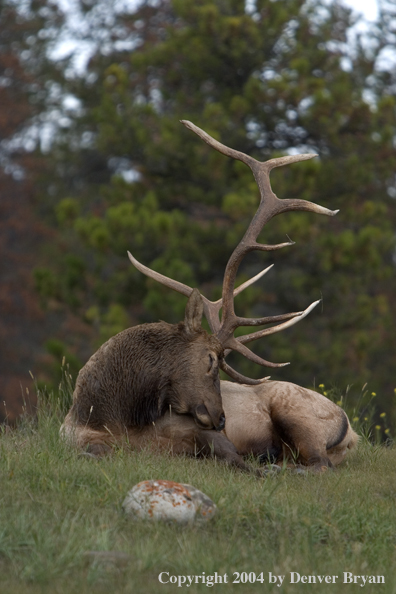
[271,413,332,469]
[195,430,261,474]
[281,439,332,469]
[84,443,113,457]
[144,412,251,470]
[60,413,119,456]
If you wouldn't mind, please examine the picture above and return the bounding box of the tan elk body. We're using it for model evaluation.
[62,120,358,472]
[63,378,358,469]
[220,381,358,467]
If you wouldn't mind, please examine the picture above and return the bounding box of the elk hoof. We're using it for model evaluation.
[291,466,309,475]
[315,464,333,473]
[262,464,282,476]
[80,444,113,458]
[78,451,100,460]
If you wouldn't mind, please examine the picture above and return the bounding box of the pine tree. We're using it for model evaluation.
[33,0,396,419]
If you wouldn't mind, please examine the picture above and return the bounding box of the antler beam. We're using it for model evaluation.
[181,120,338,361]
[128,120,338,384]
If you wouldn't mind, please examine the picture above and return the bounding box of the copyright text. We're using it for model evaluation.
[158,571,385,587]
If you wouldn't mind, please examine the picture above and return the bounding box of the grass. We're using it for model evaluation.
[1,382,396,594]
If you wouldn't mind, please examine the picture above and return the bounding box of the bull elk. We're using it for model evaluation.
[62,121,357,471]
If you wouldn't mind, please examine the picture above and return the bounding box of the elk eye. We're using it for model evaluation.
[207,354,215,372]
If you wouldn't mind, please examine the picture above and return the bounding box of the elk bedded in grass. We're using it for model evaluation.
[1,392,396,594]
[63,121,355,472]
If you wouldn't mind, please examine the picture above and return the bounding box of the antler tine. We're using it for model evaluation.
[219,359,270,385]
[128,251,271,335]
[181,120,257,169]
[221,302,320,372]
[128,250,221,333]
[232,264,273,298]
[182,120,337,374]
[181,120,338,215]
[235,300,321,346]
[227,337,290,368]
[128,251,192,298]
[230,298,321,331]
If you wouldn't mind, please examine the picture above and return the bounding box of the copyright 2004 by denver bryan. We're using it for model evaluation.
[158,571,385,588]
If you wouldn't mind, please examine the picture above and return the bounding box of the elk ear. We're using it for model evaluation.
[184,288,204,335]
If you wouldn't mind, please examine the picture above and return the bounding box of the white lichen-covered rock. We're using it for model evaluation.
[122,480,216,524]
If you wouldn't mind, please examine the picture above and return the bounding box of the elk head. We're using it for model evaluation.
[128,121,338,384]
[170,288,225,430]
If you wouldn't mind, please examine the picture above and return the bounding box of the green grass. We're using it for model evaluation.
[1,393,396,594]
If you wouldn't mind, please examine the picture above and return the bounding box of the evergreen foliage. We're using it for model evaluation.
[1,0,395,422]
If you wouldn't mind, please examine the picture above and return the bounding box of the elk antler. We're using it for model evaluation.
[128,250,319,384]
[128,250,273,336]
[128,121,338,385]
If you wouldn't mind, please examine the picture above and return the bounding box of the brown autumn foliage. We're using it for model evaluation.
[0,1,71,420]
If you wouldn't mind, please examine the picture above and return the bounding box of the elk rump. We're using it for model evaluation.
[221,380,358,468]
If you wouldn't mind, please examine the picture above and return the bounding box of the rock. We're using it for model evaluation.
[122,480,216,524]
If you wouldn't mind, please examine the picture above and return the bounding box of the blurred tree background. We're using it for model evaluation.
[1,0,395,426]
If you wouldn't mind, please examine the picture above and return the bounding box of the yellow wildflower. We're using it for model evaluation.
[353,417,359,422]
[371,392,376,397]
[380,412,386,418]
[385,429,390,435]
[375,425,381,430]
[319,384,324,389]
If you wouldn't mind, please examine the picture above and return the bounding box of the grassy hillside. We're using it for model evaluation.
[1,390,396,594]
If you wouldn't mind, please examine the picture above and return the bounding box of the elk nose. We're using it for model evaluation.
[216,414,226,432]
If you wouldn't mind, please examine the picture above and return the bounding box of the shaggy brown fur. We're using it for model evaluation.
[61,290,259,473]
[62,375,358,473]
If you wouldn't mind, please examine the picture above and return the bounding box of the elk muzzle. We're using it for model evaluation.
[216,413,226,432]
[193,403,225,431]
